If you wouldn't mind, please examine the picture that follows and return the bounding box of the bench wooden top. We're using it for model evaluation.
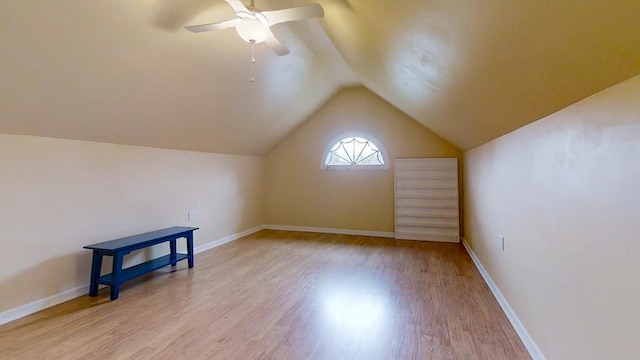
[83,226,199,252]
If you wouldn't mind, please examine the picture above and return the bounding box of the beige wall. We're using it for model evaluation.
[264,87,461,232]
[464,74,640,359]
[0,134,263,313]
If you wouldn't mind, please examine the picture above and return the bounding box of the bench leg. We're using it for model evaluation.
[110,253,124,300]
[187,232,194,268]
[89,250,103,297]
[169,239,177,266]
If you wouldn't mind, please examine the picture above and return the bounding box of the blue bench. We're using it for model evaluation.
[83,226,199,300]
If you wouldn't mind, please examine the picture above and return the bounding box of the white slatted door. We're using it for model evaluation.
[394,158,460,242]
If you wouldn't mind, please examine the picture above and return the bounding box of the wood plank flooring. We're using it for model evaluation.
[0,230,530,359]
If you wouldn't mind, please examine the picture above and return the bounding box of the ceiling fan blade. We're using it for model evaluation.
[152,0,217,30]
[225,0,250,14]
[262,4,324,26]
[185,18,241,33]
[264,30,290,56]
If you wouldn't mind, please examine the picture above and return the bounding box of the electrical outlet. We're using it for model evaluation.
[188,211,197,222]
[498,234,505,251]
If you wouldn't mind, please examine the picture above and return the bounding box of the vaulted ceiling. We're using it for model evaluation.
[1,0,639,155]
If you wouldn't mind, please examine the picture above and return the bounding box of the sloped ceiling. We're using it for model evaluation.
[1,0,639,155]
[320,0,640,150]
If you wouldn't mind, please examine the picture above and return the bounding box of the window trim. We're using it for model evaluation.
[321,132,389,170]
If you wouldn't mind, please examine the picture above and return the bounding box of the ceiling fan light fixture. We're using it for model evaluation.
[185,0,323,57]
[236,17,267,44]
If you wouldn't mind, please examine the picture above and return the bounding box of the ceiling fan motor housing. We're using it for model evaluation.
[235,13,270,44]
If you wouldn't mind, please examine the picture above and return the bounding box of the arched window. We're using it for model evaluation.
[322,133,388,170]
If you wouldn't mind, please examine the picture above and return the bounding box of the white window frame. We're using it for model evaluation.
[321,132,389,170]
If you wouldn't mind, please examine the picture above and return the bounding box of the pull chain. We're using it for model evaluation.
[250,40,256,83]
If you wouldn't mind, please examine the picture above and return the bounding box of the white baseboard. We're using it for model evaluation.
[194,225,264,254]
[263,224,395,238]
[461,238,546,360]
[0,225,265,327]
[0,285,89,327]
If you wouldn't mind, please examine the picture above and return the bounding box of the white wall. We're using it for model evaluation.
[264,87,461,233]
[0,134,263,313]
[464,74,640,359]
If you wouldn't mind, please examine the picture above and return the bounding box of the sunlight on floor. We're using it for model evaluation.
[318,277,394,342]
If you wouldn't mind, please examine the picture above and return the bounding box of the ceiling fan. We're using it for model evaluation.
[185,0,324,56]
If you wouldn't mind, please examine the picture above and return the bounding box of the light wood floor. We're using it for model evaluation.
[0,230,529,359]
